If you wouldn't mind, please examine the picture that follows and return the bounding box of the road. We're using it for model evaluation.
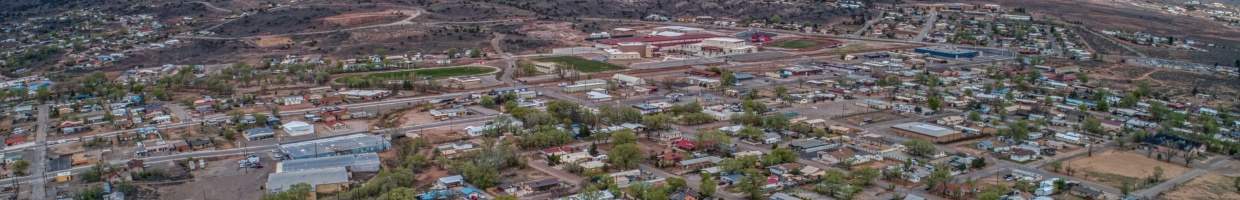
[1132,156,1230,198]
[0,114,496,185]
[1,91,479,155]
[177,9,424,40]
[912,11,939,42]
[193,1,232,13]
[30,105,49,199]
[853,15,881,36]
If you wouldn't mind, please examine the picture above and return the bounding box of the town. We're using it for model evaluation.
[0,1,1238,200]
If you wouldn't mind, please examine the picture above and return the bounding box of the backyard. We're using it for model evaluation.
[533,56,625,73]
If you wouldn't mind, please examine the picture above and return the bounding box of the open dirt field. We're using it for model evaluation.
[156,156,274,200]
[254,36,293,48]
[321,9,409,26]
[1162,173,1240,200]
[1060,150,1188,188]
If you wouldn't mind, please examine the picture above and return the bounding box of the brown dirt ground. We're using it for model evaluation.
[1061,150,1188,188]
[321,10,408,26]
[254,36,293,48]
[1162,173,1240,200]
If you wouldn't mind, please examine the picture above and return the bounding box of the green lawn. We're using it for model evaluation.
[534,56,625,73]
[771,39,820,49]
[336,66,496,84]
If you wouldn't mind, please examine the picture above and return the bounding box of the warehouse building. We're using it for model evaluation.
[278,134,390,160]
[276,152,382,173]
[891,122,964,143]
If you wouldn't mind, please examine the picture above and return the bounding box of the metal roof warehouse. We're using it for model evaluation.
[279,134,391,160]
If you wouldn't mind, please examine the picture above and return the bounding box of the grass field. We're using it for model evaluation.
[534,56,624,73]
[336,66,496,84]
[770,39,820,49]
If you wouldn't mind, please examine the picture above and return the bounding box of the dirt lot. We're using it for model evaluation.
[1059,150,1188,189]
[254,36,293,48]
[836,111,908,126]
[321,9,409,26]
[1163,172,1240,200]
[156,156,274,200]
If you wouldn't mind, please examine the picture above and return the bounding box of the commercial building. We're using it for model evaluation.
[278,134,391,160]
[265,167,351,194]
[282,121,314,137]
[276,152,381,173]
[671,37,757,57]
[244,127,276,141]
[596,33,720,47]
[914,47,979,59]
[562,79,609,93]
[891,122,963,143]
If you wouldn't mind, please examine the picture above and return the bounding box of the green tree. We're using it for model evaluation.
[926,165,952,193]
[480,95,496,109]
[608,143,643,169]
[774,86,789,100]
[971,157,987,169]
[641,114,674,131]
[700,173,717,197]
[739,169,766,200]
[852,168,880,186]
[903,139,937,157]
[1121,180,1133,196]
[1150,166,1164,183]
[1083,117,1103,134]
[763,147,799,165]
[262,183,312,200]
[610,130,637,144]
[666,177,687,191]
[927,94,944,111]
[11,160,29,176]
[378,188,418,200]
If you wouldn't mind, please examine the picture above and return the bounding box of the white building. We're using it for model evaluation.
[673,37,757,57]
[283,121,315,137]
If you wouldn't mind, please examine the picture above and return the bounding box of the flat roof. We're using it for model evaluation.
[892,122,958,137]
[265,167,350,193]
[597,33,720,45]
[279,134,388,159]
[276,152,381,173]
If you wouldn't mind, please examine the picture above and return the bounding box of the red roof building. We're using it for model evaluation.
[673,138,696,150]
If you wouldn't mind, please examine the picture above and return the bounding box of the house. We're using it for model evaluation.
[677,156,723,170]
[684,76,721,88]
[437,175,465,187]
[185,137,213,150]
[244,127,276,141]
[612,74,645,86]
[524,178,562,192]
[586,91,612,102]
[1054,132,1085,144]
[762,132,782,144]
[429,108,469,120]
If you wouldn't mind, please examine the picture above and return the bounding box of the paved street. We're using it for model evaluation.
[30,105,49,199]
